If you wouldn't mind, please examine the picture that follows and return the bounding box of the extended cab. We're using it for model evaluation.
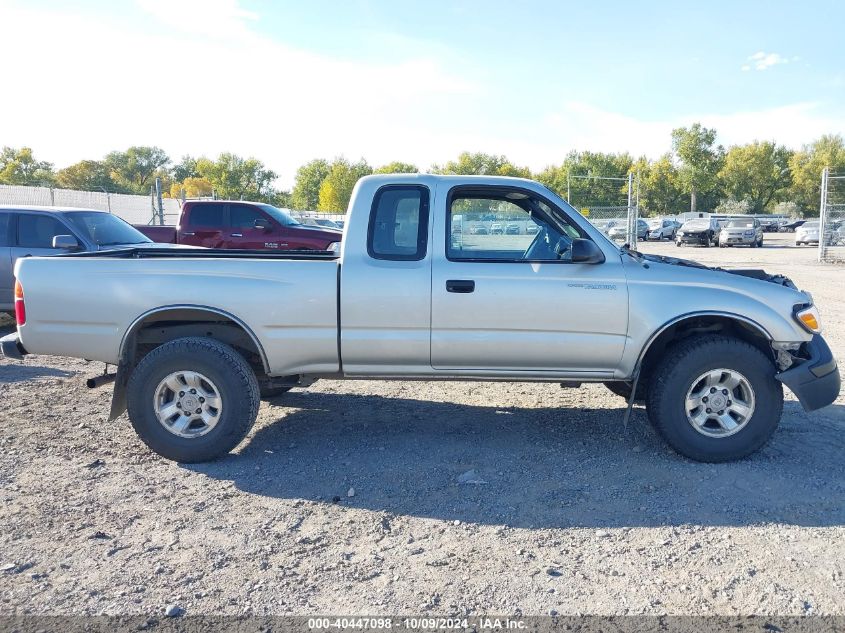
[3,175,840,464]
[135,200,342,252]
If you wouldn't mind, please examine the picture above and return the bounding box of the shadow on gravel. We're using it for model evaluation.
[0,364,74,383]
[187,392,845,529]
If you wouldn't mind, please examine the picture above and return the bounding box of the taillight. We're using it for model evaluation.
[14,279,25,326]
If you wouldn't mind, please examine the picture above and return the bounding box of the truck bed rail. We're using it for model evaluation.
[55,247,340,261]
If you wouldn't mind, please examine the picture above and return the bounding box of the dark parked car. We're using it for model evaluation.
[0,205,181,312]
[135,201,342,253]
[676,218,720,247]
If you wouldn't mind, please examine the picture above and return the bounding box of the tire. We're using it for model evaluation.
[645,335,783,463]
[259,385,292,399]
[126,337,260,463]
[675,241,682,247]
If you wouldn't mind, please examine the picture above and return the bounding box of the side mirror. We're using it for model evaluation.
[52,235,80,250]
[571,238,605,264]
[254,218,271,231]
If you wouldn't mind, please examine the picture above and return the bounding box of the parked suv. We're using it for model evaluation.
[718,217,764,248]
[647,218,678,240]
[0,205,175,312]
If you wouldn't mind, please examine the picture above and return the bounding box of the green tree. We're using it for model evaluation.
[196,153,277,201]
[671,123,724,213]
[317,158,372,212]
[0,147,55,185]
[536,151,632,207]
[291,159,330,210]
[718,141,792,213]
[104,146,170,193]
[55,160,114,191]
[172,155,200,182]
[374,161,419,174]
[433,152,531,178]
[636,154,687,216]
[788,134,845,216]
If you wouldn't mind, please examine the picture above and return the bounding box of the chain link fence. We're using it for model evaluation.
[0,184,182,225]
[568,173,640,247]
[819,168,845,264]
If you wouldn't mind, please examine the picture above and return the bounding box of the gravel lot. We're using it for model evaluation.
[1,233,844,618]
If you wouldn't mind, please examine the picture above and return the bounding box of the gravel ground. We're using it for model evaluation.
[1,233,844,618]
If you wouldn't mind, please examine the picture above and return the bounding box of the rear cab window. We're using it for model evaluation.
[367,186,430,261]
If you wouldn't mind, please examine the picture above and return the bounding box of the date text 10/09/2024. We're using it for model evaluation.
[307,618,527,630]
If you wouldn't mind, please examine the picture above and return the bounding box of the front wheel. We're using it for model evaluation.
[646,335,783,462]
[126,337,260,462]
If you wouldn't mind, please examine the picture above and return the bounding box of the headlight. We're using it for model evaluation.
[327,241,341,253]
[744,230,754,236]
[794,304,821,334]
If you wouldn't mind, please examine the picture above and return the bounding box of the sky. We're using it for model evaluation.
[0,0,843,188]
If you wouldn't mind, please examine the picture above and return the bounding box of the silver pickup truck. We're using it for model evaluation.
[2,175,840,464]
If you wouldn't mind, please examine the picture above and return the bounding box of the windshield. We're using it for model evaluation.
[648,219,663,228]
[64,212,152,246]
[257,204,300,226]
[803,221,819,228]
[682,220,708,229]
[726,219,754,228]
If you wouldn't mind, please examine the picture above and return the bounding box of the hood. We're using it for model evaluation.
[640,252,799,290]
[721,226,755,234]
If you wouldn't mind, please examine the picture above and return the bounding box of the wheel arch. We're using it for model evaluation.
[110,305,269,420]
[634,311,774,382]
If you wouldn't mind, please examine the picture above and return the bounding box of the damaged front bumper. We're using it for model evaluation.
[776,334,841,411]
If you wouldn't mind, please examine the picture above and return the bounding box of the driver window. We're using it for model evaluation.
[447,192,578,261]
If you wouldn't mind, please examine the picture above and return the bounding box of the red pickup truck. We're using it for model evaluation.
[135,201,342,252]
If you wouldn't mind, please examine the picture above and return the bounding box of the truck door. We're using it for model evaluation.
[430,184,628,375]
[227,203,278,250]
[182,203,226,248]
[0,212,13,309]
[339,184,433,375]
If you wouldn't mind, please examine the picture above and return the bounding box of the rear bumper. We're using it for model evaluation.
[776,334,841,411]
[0,332,28,361]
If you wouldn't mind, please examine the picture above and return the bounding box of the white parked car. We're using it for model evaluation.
[795,221,820,246]
[647,218,678,240]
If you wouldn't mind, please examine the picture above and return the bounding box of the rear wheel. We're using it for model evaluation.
[646,335,782,462]
[127,337,260,462]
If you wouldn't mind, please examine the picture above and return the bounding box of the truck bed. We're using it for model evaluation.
[15,250,341,376]
[135,225,178,243]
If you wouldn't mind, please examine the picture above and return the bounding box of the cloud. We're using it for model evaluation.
[745,51,789,71]
[136,0,257,38]
[0,0,841,188]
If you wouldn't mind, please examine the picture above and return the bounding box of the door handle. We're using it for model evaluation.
[182,232,195,236]
[230,233,243,237]
[446,279,475,293]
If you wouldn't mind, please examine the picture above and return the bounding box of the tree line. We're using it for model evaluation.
[2,124,844,217]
